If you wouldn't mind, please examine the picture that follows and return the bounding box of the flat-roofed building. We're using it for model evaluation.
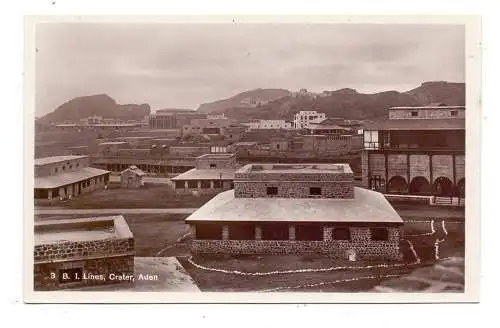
[171,153,238,195]
[34,155,110,204]
[186,163,403,260]
[361,105,465,199]
[34,216,134,290]
[148,109,205,129]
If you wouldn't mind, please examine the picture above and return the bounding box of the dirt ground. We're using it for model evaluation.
[45,183,213,209]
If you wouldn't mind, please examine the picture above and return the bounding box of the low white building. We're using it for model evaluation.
[247,119,293,130]
[293,110,327,129]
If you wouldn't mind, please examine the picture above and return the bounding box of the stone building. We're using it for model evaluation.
[34,216,134,290]
[34,155,111,204]
[148,109,205,129]
[182,117,233,137]
[120,165,146,188]
[171,153,238,195]
[361,105,465,197]
[293,110,326,129]
[185,163,403,260]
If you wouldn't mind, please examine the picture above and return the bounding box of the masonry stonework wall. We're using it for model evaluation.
[190,226,402,260]
[455,155,465,182]
[361,151,369,188]
[34,255,134,291]
[369,154,386,178]
[409,154,430,181]
[432,155,454,183]
[388,154,408,181]
[234,181,354,199]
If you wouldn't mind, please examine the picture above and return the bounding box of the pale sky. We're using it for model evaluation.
[35,23,465,116]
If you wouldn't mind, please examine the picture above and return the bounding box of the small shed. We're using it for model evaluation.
[120,165,146,188]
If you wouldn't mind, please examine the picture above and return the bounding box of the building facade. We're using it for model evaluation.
[171,153,238,195]
[148,109,205,129]
[361,105,465,197]
[293,110,327,129]
[186,163,404,260]
[34,155,111,204]
[246,119,294,130]
[34,216,134,291]
[120,165,146,188]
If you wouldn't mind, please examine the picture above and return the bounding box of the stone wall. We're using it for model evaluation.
[190,225,402,260]
[389,109,465,120]
[190,240,401,260]
[34,255,134,291]
[34,237,134,263]
[363,152,466,193]
[196,157,236,169]
[234,181,354,198]
[432,155,454,182]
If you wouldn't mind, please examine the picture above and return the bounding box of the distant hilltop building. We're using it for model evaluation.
[185,163,404,260]
[293,110,327,129]
[148,109,205,129]
[239,97,270,107]
[362,104,465,200]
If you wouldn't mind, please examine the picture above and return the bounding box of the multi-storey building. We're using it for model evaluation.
[246,119,294,130]
[293,110,326,129]
[148,109,205,129]
[34,155,111,204]
[185,163,403,259]
[361,105,465,197]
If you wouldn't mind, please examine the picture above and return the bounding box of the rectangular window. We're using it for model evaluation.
[209,163,217,168]
[54,167,58,173]
[175,181,185,189]
[450,110,458,117]
[309,187,322,196]
[266,186,278,195]
[188,180,198,188]
[295,225,323,241]
[261,224,289,240]
[332,227,351,241]
[228,223,255,240]
[363,130,379,150]
[200,180,211,189]
[411,111,418,117]
[371,228,390,241]
[195,224,222,240]
[213,180,223,188]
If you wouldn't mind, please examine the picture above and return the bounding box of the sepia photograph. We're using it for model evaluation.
[24,15,481,302]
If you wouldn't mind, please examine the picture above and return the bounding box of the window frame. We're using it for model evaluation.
[266,186,278,196]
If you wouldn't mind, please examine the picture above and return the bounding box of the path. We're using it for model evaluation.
[35,208,197,215]
[109,176,172,184]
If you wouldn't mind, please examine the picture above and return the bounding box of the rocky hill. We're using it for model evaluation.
[198,81,465,121]
[197,88,291,114]
[38,94,151,124]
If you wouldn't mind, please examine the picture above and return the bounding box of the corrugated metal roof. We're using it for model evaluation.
[35,167,110,189]
[35,156,88,166]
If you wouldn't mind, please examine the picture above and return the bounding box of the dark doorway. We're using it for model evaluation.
[261,223,289,240]
[433,177,454,196]
[387,176,408,193]
[409,176,431,195]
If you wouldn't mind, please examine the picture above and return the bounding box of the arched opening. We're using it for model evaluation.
[457,178,465,197]
[387,176,408,194]
[409,176,431,195]
[433,177,454,196]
